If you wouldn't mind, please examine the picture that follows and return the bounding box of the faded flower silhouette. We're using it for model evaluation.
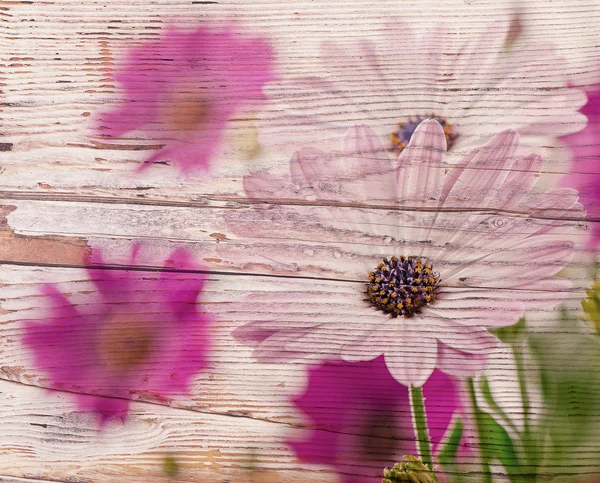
[22,246,212,424]
[560,82,600,247]
[290,357,459,482]
[98,25,274,172]
[261,20,585,157]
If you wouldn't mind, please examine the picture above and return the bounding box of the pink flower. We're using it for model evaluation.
[560,83,600,248]
[234,120,585,386]
[22,246,212,425]
[290,357,461,482]
[97,25,274,173]
[260,20,585,158]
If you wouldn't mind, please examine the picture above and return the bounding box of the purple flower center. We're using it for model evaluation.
[367,256,440,318]
[391,115,458,153]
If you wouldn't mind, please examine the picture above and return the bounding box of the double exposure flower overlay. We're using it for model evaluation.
[234,120,585,387]
[290,357,463,482]
[22,245,212,424]
[560,81,600,248]
[97,25,274,172]
[261,20,585,157]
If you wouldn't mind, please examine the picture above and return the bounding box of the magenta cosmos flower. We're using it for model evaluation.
[234,120,585,386]
[260,20,585,157]
[560,83,600,248]
[98,25,274,172]
[290,357,461,482]
[22,246,212,424]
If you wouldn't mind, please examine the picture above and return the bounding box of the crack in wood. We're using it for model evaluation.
[0,259,585,293]
[0,377,296,429]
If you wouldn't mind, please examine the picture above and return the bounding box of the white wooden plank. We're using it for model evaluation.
[1,0,599,201]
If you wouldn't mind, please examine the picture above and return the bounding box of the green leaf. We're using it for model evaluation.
[475,411,521,480]
[437,418,463,467]
[491,316,526,346]
[529,311,600,467]
[479,376,518,436]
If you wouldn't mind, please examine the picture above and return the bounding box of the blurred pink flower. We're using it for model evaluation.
[22,246,212,425]
[98,25,274,172]
[560,84,600,248]
[234,120,585,386]
[290,357,460,482]
[260,20,585,158]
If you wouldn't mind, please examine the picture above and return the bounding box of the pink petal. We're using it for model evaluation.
[243,170,291,202]
[396,119,447,204]
[436,344,488,378]
[428,296,525,329]
[494,153,542,208]
[560,84,600,248]
[382,327,438,387]
[429,320,498,356]
[23,284,101,391]
[289,146,332,185]
[342,125,393,177]
[422,369,461,451]
[446,235,574,288]
[443,130,519,208]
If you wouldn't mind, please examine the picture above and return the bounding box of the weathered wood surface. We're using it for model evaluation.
[2,0,600,482]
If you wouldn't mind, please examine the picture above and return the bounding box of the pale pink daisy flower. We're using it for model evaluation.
[22,245,212,425]
[260,20,586,157]
[97,25,274,173]
[234,120,585,386]
[560,81,600,248]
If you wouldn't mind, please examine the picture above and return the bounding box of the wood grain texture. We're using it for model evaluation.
[2,0,600,482]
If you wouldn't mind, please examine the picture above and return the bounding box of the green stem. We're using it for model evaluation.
[513,345,530,432]
[512,342,538,480]
[467,378,493,483]
[409,384,433,469]
[480,376,520,438]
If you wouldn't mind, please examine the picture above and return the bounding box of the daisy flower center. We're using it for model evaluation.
[391,115,458,153]
[367,256,440,318]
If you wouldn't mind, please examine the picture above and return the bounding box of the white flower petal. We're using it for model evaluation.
[382,327,438,387]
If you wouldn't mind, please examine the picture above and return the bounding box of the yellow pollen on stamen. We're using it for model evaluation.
[365,256,441,318]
